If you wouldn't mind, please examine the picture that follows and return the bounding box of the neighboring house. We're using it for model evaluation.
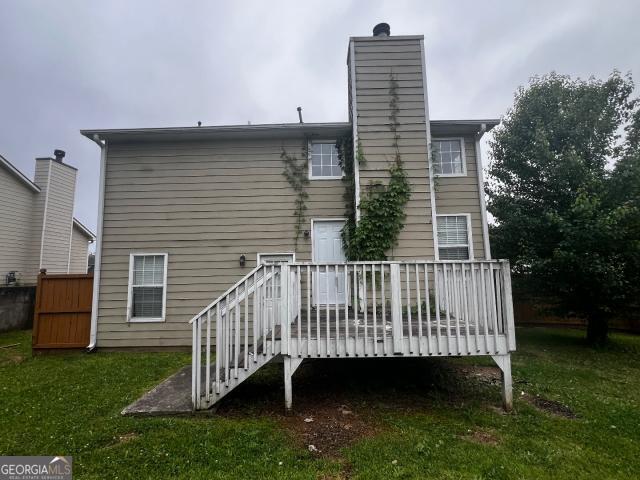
[0,151,95,285]
[83,24,516,411]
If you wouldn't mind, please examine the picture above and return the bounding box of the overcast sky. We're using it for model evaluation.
[1,0,639,235]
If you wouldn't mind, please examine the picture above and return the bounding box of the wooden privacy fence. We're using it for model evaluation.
[32,271,93,351]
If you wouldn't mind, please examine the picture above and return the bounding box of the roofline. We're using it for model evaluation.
[81,122,352,141]
[0,154,40,193]
[81,119,499,142]
[73,218,96,241]
[431,119,500,129]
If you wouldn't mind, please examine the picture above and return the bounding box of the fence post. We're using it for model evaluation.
[390,263,403,353]
[31,269,46,350]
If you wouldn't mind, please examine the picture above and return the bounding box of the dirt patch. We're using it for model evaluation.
[461,429,500,446]
[279,404,381,458]
[104,432,139,448]
[455,365,502,386]
[0,352,25,366]
[523,393,577,419]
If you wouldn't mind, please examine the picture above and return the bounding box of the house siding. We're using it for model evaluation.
[0,167,38,285]
[97,137,347,348]
[433,136,487,259]
[349,36,436,260]
[69,225,90,273]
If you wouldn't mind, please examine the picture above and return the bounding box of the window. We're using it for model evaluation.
[437,215,471,260]
[433,139,465,176]
[257,253,295,265]
[310,142,342,179]
[127,253,168,322]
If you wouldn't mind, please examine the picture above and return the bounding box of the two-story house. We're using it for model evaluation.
[82,24,515,412]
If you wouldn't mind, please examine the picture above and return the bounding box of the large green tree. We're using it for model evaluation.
[487,72,640,345]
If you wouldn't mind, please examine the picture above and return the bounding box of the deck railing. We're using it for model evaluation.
[190,260,515,409]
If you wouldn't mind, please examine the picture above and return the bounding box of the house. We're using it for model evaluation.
[82,23,515,411]
[0,151,95,285]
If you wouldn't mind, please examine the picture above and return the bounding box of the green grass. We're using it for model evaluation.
[1,327,639,479]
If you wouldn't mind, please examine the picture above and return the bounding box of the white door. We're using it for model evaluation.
[313,220,347,305]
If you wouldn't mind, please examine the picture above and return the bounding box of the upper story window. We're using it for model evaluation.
[437,215,472,260]
[433,138,466,176]
[127,253,168,322]
[310,142,342,179]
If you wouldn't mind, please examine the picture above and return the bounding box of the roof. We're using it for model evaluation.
[0,154,40,193]
[81,119,499,143]
[81,122,352,143]
[430,119,500,136]
[73,218,96,241]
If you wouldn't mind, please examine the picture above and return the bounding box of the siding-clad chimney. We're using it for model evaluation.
[32,154,77,273]
[347,25,437,259]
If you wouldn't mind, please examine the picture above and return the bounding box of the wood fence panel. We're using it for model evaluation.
[32,272,93,350]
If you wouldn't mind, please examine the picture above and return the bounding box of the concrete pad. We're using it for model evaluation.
[122,365,193,416]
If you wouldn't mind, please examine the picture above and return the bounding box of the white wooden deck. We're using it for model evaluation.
[190,261,516,411]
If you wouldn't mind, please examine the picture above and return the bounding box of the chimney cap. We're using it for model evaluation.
[373,23,390,37]
[53,149,65,162]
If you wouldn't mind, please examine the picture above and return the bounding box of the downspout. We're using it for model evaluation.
[87,134,107,352]
[474,124,492,259]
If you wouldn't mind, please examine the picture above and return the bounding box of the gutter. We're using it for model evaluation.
[87,134,107,352]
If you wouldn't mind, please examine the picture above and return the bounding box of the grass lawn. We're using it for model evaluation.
[1,327,639,479]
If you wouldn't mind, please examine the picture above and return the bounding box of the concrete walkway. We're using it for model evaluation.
[122,366,193,416]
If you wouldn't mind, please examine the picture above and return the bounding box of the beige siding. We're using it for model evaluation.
[433,136,487,259]
[69,225,90,273]
[97,138,347,348]
[350,36,435,260]
[0,167,38,284]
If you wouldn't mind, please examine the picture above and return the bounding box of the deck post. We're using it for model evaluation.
[283,356,303,411]
[491,354,513,411]
[390,263,403,353]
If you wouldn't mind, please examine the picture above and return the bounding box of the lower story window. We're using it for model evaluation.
[437,215,471,260]
[128,253,168,322]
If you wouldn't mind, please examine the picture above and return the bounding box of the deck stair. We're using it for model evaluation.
[190,261,516,411]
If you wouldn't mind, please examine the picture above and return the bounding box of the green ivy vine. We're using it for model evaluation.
[338,74,411,260]
[281,141,310,248]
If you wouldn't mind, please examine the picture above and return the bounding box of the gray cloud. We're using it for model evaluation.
[1,0,639,236]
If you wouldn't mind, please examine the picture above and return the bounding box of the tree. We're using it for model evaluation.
[487,72,640,345]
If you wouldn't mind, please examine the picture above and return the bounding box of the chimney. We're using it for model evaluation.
[347,25,434,257]
[372,22,390,37]
[32,152,78,274]
[53,149,65,163]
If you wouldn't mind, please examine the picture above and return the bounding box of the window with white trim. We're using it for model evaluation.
[433,139,465,176]
[437,216,471,260]
[310,142,342,179]
[128,253,167,321]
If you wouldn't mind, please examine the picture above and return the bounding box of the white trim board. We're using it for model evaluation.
[257,252,296,264]
[307,139,344,180]
[474,125,492,259]
[435,213,474,261]
[348,40,361,221]
[432,137,467,177]
[126,252,169,323]
[420,38,439,261]
[310,218,347,263]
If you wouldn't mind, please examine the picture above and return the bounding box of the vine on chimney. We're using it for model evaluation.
[281,141,310,248]
[338,74,410,260]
